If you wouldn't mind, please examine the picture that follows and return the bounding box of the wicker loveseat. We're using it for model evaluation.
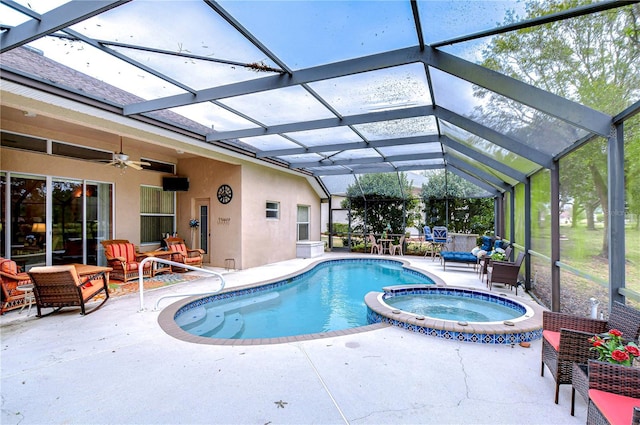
[100,240,151,283]
[541,301,640,405]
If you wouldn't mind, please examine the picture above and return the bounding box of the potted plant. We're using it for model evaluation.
[589,329,640,366]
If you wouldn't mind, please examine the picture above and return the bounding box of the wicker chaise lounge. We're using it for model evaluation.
[27,265,110,316]
[541,301,640,405]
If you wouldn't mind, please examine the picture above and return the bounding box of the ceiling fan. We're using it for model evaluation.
[106,137,150,170]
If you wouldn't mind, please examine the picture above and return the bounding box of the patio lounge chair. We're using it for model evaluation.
[0,257,31,314]
[541,301,640,405]
[368,234,382,254]
[101,239,152,283]
[440,251,478,271]
[586,360,640,425]
[164,236,204,271]
[27,265,109,316]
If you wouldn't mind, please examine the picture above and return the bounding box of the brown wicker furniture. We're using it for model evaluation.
[101,239,152,282]
[27,264,111,316]
[0,257,31,314]
[586,360,640,425]
[487,251,524,295]
[572,362,590,416]
[541,301,640,405]
[164,237,204,271]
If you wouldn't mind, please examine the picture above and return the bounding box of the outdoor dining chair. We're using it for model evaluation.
[541,301,640,405]
[367,234,382,254]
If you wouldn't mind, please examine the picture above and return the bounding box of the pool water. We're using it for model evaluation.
[384,293,521,322]
[176,259,434,339]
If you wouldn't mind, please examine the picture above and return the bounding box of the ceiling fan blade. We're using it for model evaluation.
[128,160,151,166]
[127,162,143,170]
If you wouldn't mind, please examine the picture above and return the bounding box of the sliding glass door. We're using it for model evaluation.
[0,173,112,270]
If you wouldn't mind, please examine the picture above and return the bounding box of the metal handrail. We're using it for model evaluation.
[137,256,225,312]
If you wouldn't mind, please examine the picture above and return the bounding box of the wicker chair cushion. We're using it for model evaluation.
[542,330,560,351]
[169,243,188,255]
[183,256,200,264]
[106,243,137,261]
[589,389,639,425]
[0,259,18,275]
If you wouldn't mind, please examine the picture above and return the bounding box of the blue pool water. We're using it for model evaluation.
[176,259,434,339]
[383,293,521,322]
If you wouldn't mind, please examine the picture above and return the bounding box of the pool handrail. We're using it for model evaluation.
[137,256,225,312]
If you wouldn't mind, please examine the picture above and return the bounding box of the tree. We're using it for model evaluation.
[420,170,494,234]
[478,1,640,256]
[341,173,421,236]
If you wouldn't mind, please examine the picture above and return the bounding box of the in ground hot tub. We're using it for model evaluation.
[365,285,543,344]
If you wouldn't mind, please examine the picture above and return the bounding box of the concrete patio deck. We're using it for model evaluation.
[1,253,586,424]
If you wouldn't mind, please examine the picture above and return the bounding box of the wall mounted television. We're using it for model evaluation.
[162,176,189,191]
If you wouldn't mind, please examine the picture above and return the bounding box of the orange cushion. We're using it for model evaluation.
[107,243,136,261]
[170,243,187,255]
[589,389,639,425]
[543,330,560,351]
[0,259,18,275]
[184,257,200,264]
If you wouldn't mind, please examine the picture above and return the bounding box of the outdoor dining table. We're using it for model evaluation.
[378,238,393,255]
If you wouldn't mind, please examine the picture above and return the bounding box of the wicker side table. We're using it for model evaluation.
[571,362,589,416]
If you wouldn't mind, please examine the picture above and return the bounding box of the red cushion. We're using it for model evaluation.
[589,389,639,425]
[543,330,560,351]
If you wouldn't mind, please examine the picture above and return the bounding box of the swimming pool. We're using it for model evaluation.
[168,258,435,340]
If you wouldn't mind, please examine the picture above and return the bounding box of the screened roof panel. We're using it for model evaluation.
[1,3,31,27]
[277,153,326,164]
[439,120,539,176]
[377,143,442,157]
[308,64,432,117]
[26,38,188,100]
[447,150,519,187]
[353,116,438,141]
[284,127,363,148]
[417,1,526,45]
[217,0,417,70]
[219,85,335,126]
[169,103,260,133]
[238,134,300,151]
[109,47,270,91]
[430,67,590,157]
[329,148,381,161]
[68,1,272,66]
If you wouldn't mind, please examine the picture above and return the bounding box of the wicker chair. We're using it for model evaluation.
[164,237,204,271]
[487,251,524,294]
[586,360,640,425]
[0,257,31,314]
[27,265,109,316]
[100,239,152,282]
[541,301,640,404]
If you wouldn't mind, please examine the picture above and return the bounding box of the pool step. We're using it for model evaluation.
[178,292,279,334]
[204,312,244,338]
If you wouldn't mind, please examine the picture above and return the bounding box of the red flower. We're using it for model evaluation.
[592,340,604,347]
[625,345,640,357]
[609,329,623,337]
[611,349,630,362]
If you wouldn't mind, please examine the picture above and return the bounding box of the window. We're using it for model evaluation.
[140,186,175,244]
[266,201,279,219]
[141,158,175,174]
[297,205,310,241]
